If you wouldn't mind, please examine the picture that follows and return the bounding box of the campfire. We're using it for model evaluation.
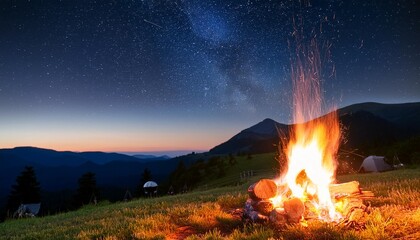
[243,107,374,225]
[243,16,373,226]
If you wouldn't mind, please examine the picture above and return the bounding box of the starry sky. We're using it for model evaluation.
[0,0,419,155]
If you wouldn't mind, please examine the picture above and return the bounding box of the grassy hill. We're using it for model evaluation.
[1,160,419,239]
[193,153,279,190]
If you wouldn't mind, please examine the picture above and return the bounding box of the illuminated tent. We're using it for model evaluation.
[143,181,158,196]
[358,156,393,172]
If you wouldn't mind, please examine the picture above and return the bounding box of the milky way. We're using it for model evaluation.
[0,0,419,152]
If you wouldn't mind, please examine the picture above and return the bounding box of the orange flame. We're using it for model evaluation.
[285,115,340,220]
[274,31,341,221]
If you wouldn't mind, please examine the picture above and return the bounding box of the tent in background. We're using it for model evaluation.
[14,203,41,218]
[358,156,393,172]
[143,181,158,197]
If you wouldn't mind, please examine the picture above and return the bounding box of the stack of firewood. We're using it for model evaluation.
[243,179,373,226]
[330,181,373,228]
[244,179,277,222]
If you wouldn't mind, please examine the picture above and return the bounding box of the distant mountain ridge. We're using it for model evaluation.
[210,102,420,155]
[339,102,420,139]
[338,102,420,122]
[0,147,166,167]
[132,154,171,161]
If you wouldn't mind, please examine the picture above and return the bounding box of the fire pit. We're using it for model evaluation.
[243,178,373,227]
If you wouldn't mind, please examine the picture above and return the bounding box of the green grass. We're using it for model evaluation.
[1,163,419,239]
[195,153,279,190]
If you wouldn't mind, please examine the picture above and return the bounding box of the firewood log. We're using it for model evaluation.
[284,197,305,223]
[329,181,361,197]
[248,179,277,200]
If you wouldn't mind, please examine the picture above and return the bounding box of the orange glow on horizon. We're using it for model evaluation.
[0,117,235,153]
[0,132,218,153]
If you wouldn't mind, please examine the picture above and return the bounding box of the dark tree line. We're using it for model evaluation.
[2,165,158,221]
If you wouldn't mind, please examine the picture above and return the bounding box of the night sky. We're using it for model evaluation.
[1,0,419,154]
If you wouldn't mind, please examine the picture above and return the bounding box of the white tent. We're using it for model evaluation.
[358,156,393,172]
[143,181,158,196]
[143,181,158,188]
[14,203,41,218]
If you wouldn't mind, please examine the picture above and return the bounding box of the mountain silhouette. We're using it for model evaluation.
[210,102,420,155]
[0,147,148,167]
[210,118,288,154]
